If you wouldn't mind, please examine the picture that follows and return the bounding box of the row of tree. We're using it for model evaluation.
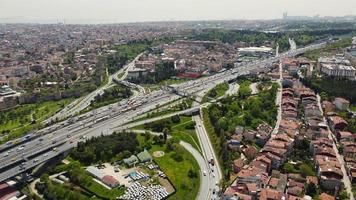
[70,132,140,165]
[35,180,89,200]
[301,76,356,104]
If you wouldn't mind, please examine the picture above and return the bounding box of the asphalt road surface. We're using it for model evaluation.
[0,41,329,182]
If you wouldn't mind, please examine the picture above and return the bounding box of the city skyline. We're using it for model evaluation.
[0,0,356,24]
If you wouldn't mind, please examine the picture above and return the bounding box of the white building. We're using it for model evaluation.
[126,68,148,80]
[318,56,355,79]
[238,46,273,58]
[0,85,16,96]
[318,56,351,66]
[320,64,355,78]
[86,166,105,179]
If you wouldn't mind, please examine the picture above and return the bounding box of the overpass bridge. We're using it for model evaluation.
[0,41,328,182]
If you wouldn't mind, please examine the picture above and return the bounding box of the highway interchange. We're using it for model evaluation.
[44,52,144,123]
[0,41,328,200]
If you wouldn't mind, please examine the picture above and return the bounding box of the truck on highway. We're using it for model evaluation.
[95,116,109,123]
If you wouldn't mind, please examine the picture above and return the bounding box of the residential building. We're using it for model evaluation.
[333,97,350,111]
[137,149,152,163]
[327,116,348,132]
[318,56,355,78]
[123,155,139,167]
[86,166,105,179]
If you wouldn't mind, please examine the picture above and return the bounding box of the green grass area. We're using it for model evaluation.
[351,105,356,112]
[238,81,252,98]
[117,71,125,79]
[0,98,74,144]
[136,134,201,200]
[83,178,125,199]
[302,38,353,61]
[281,162,316,177]
[202,82,229,102]
[134,116,201,152]
[170,120,201,153]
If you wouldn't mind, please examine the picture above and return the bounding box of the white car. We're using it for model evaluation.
[203,171,207,176]
[17,146,24,151]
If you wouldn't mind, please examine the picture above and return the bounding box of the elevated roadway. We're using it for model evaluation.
[0,41,328,182]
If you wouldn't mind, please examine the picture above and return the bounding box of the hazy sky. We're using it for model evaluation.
[0,0,356,23]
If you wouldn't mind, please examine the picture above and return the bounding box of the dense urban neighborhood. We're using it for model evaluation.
[0,11,356,200]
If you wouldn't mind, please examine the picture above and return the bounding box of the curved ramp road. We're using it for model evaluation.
[0,42,329,182]
[45,53,144,123]
[179,141,209,200]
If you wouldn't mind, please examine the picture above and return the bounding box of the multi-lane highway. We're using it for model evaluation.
[0,41,328,183]
[44,53,143,123]
[191,83,222,200]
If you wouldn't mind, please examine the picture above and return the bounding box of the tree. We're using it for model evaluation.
[40,173,49,183]
[306,183,317,196]
[208,88,218,98]
[188,169,198,178]
[162,127,170,143]
[217,118,228,131]
[282,163,298,173]
[319,91,328,101]
[238,83,252,99]
[166,138,179,152]
[144,132,151,141]
[70,132,139,164]
[171,115,181,123]
[185,121,196,130]
[338,190,350,200]
[171,153,183,162]
[299,164,316,176]
[153,135,161,144]
[338,144,344,154]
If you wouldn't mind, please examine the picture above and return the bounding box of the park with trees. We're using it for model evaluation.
[203,80,279,181]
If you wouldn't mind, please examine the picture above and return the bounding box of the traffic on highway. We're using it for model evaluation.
[0,41,328,183]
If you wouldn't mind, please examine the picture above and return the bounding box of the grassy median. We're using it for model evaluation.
[0,98,74,144]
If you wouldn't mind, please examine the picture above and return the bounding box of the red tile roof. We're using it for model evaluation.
[259,188,287,200]
[319,193,335,200]
[101,175,119,187]
[329,116,348,126]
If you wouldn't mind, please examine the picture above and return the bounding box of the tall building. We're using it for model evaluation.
[283,12,288,20]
